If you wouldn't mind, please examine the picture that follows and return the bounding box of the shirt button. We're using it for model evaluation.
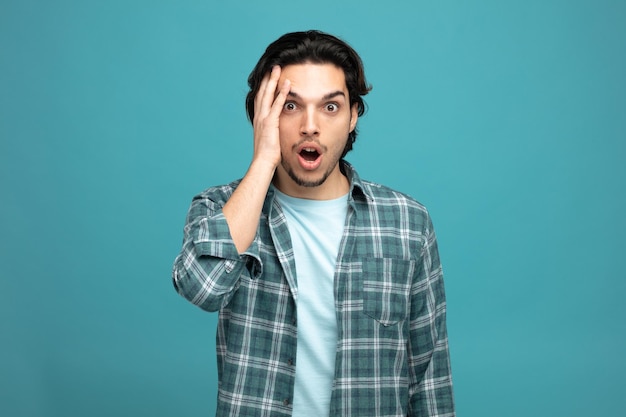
[283,398,290,406]
[287,359,294,366]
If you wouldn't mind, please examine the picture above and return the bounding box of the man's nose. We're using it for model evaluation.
[300,108,319,136]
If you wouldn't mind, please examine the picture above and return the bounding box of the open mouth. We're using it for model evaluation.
[296,143,324,170]
[299,147,320,162]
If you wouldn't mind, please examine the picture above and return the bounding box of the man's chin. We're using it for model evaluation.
[286,170,328,188]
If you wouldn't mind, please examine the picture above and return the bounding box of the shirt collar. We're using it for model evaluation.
[340,160,374,204]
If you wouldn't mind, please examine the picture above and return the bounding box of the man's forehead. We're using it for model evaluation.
[279,63,348,98]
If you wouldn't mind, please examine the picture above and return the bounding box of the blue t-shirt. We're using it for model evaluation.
[274,188,348,416]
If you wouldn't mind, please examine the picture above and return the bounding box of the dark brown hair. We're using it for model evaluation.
[246,30,372,157]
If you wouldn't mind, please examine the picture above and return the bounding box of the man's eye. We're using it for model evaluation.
[325,103,338,112]
[284,102,296,111]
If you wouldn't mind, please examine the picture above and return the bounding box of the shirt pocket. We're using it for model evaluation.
[362,258,415,326]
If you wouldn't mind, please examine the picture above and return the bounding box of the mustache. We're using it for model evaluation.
[291,137,327,152]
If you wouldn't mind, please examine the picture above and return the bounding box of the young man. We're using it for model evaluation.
[173,30,455,417]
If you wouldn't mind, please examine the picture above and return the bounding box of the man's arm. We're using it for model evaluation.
[223,66,290,253]
[172,190,247,311]
[407,216,455,416]
[172,66,291,310]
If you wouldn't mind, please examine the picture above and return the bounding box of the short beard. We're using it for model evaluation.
[282,159,338,188]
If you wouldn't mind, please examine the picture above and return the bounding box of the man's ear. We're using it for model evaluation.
[349,103,358,132]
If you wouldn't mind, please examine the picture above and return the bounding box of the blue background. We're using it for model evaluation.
[2,1,625,416]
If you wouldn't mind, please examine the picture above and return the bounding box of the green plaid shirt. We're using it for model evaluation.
[173,162,454,416]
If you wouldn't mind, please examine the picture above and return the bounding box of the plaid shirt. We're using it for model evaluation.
[173,162,454,417]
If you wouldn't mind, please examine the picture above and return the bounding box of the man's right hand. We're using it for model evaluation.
[251,65,291,169]
[222,66,290,254]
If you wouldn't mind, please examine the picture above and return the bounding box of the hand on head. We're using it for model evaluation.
[252,66,290,169]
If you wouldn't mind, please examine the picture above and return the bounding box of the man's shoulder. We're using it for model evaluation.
[192,179,243,206]
[357,178,428,213]
[344,161,429,216]
[354,178,435,240]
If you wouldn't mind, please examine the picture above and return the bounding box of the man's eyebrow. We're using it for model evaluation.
[322,91,346,101]
[287,90,346,101]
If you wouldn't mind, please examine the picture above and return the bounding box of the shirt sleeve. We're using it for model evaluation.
[172,191,261,312]
[407,214,455,416]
